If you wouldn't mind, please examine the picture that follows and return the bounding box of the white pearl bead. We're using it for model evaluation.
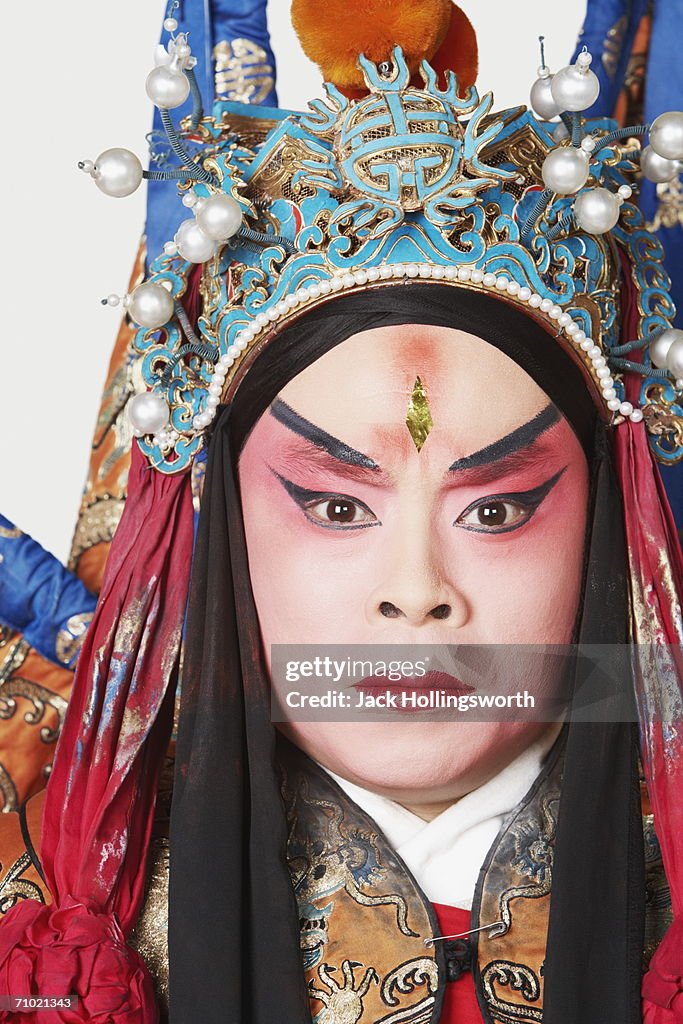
[665,334,683,377]
[483,272,496,286]
[602,387,616,400]
[406,264,419,278]
[456,267,471,281]
[228,345,239,358]
[530,74,561,120]
[630,408,644,423]
[618,184,633,199]
[285,294,299,307]
[128,281,175,328]
[267,307,279,321]
[549,305,562,319]
[106,293,121,307]
[92,148,143,198]
[529,294,542,308]
[607,398,621,412]
[208,382,222,396]
[206,394,220,409]
[650,327,683,368]
[176,219,217,263]
[542,147,590,194]
[319,280,332,294]
[391,265,406,277]
[219,353,232,368]
[164,16,178,31]
[619,401,634,416]
[507,281,520,295]
[330,277,344,291]
[432,266,445,279]
[574,187,621,234]
[496,277,509,290]
[575,330,587,343]
[558,312,572,326]
[79,158,95,175]
[182,192,198,208]
[650,111,683,161]
[129,392,169,434]
[588,345,601,358]
[471,269,484,284]
[601,377,614,390]
[276,301,289,314]
[580,339,593,351]
[593,355,607,368]
[597,366,612,379]
[444,266,457,279]
[640,145,680,184]
[550,60,600,112]
[353,270,368,285]
[342,274,355,287]
[367,267,380,282]
[145,65,190,109]
[164,241,178,256]
[519,286,532,301]
[256,313,269,328]
[196,193,243,240]
[379,265,393,279]
[237,337,249,350]
[296,287,310,302]
[418,265,432,278]
[565,321,579,335]
[540,298,553,312]
[580,135,596,153]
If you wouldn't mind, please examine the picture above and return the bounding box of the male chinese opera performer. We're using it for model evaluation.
[1,3,683,1024]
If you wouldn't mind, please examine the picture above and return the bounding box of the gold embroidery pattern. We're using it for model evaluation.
[602,15,629,78]
[55,612,94,667]
[0,678,68,745]
[0,525,22,539]
[481,962,542,1023]
[0,764,17,814]
[0,851,45,914]
[68,496,125,571]
[646,178,683,233]
[213,39,274,105]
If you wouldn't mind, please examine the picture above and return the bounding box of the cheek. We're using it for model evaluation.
[239,461,375,644]
[451,463,589,643]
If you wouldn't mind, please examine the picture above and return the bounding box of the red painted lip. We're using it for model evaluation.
[353,670,475,697]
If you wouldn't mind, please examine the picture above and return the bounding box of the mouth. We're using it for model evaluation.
[353,670,475,711]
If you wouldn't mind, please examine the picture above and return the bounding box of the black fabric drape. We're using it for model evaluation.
[169,282,644,1024]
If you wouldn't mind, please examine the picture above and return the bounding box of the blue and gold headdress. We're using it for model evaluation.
[82,22,683,474]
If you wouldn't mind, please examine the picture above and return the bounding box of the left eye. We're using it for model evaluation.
[304,497,378,529]
[455,499,532,533]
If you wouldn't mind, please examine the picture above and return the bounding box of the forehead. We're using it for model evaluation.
[278,324,552,457]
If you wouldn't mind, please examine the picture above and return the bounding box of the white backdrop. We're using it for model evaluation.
[1,1,585,563]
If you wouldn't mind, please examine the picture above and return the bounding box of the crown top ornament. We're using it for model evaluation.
[81,21,683,474]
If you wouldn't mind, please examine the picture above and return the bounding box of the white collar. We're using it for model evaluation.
[319,725,562,910]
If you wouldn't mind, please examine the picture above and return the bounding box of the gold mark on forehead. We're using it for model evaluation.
[405,376,433,453]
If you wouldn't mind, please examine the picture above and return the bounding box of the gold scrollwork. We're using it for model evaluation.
[602,15,629,79]
[647,178,683,233]
[0,852,45,914]
[481,961,543,1023]
[55,612,94,667]
[213,39,274,105]
[643,384,683,462]
[0,678,68,744]
[0,763,18,813]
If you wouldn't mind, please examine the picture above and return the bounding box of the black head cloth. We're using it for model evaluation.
[168,283,643,1024]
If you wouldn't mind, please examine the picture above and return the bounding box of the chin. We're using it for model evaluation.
[281,720,543,803]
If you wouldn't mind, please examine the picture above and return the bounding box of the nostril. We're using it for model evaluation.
[430,604,451,620]
[379,601,402,618]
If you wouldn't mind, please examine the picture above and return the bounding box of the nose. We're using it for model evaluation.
[367,521,470,629]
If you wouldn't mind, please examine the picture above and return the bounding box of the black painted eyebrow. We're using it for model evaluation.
[448,405,561,471]
[270,398,380,470]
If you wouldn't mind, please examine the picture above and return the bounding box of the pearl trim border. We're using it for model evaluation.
[154,261,641,445]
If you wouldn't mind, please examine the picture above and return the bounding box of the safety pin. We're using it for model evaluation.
[424,920,504,946]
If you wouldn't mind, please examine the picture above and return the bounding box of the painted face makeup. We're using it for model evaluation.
[238,325,590,808]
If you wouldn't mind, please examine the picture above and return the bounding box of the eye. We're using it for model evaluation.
[303,495,379,530]
[455,498,533,533]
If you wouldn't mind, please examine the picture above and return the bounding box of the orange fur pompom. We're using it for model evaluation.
[291,0,453,90]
